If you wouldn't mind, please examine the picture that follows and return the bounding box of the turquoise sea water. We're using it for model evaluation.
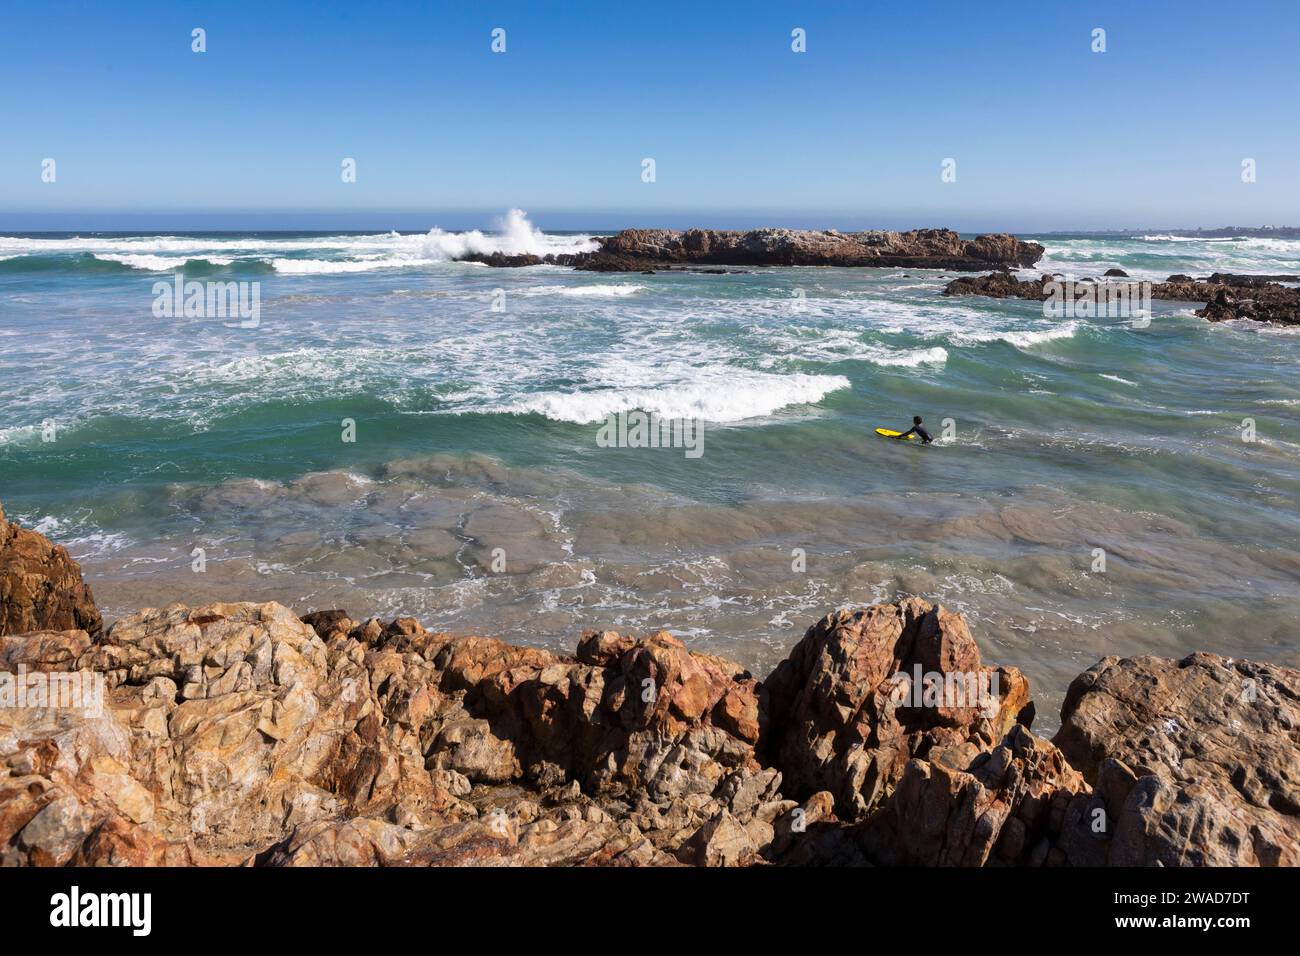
[2,219,1298,725]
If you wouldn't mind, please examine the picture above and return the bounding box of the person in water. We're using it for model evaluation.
[897,415,933,443]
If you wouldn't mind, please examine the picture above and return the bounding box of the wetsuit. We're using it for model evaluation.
[899,424,933,444]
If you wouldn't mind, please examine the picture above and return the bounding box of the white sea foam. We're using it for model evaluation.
[95,253,235,271]
[497,370,850,423]
[749,323,948,368]
[263,211,597,272]
[1220,318,1300,336]
[1140,234,1242,243]
[66,532,133,558]
[952,321,1080,348]
[1,210,598,273]
[1239,237,1300,254]
[270,256,436,274]
[32,515,63,535]
[1030,234,1300,281]
[1100,373,1138,386]
[412,208,598,260]
[0,424,39,445]
[866,345,949,366]
[518,284,645,297]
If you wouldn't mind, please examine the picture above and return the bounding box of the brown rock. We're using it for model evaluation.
[863,724,1091,866]
[575,629,636,665]
[0,628,92,672]
[0,503,103,640]
[575,227,1044,272]
[1054,652,1300,866]
[677,809,759,866]
[300,608,355,641]
[391,625,766,805]
[944,271,1300,325]
[763,599,1030,820]
[4,590,1293,869]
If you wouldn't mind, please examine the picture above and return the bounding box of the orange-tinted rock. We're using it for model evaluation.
[763,599,1031,820]
[3,590,1290,868]
[0,503,103,640]
[863,724,1092,866]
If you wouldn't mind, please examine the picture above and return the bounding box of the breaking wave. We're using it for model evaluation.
[0,210,598,275]
[496,371,851,423]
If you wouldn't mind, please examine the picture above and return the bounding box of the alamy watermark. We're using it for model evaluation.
[1,666,104,717]
[595,411,704,459]
[1044,279,1152,325]
[887,665,1001,718]
[152,272,260,328]
[50,886,151,936]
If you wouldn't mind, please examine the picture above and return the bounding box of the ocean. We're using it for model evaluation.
[2,212,1298,726]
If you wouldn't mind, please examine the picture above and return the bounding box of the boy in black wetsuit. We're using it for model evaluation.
[897,415,933,444]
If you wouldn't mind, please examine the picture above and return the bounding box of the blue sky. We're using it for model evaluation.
[1,0,1298,231]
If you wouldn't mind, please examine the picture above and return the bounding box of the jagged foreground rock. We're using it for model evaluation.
[1,602,769,866]
[1054,653,1299,865]
[3,600,1295,866]
[0,503,102,640]
[763,600,1032,819]
[1,514,1296,866]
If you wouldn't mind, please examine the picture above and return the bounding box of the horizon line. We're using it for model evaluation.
[3,209,1299,235]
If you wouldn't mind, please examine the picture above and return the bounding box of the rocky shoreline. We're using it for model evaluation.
[945,270,1300,325]
[464,227,1046,272]
[2,503,1296,867]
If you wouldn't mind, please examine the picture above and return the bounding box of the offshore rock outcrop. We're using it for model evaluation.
[2,512,1296,866]
[462,227,1045,272]
[944,271,1300,324]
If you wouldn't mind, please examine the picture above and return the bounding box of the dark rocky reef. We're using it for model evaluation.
[944,271,1300,325]
[462,228,1045,273]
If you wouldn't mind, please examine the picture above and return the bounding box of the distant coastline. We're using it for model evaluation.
[1037,225,1300,238]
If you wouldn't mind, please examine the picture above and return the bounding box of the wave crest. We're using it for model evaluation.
[496,371,851,423]
[0,210,597,274]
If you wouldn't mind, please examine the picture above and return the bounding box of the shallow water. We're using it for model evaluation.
[3,222,1298,728]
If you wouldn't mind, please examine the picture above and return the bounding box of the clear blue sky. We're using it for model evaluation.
[2,0,1298,231]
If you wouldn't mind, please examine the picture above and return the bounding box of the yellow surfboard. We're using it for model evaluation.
[875,427,917,440]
